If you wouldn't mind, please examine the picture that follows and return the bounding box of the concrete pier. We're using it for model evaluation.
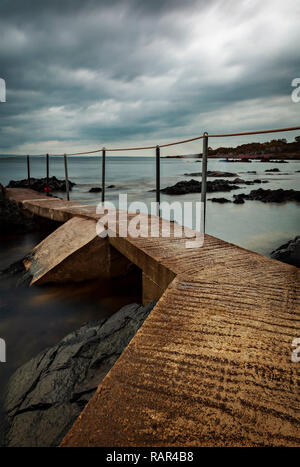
[5,187,300,446]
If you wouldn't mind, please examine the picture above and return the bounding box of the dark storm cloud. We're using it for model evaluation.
[0,0,299,153]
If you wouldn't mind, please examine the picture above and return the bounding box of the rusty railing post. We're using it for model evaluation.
[64,153,70,201]
[27,155,30,186]
[200,132,208,234]
[46,153,49,196]
[156,145,160,216]
[102,147,106,203]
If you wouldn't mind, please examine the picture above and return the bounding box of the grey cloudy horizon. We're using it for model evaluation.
[0,0,299,155]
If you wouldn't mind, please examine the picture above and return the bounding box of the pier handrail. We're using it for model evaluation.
[17,124,300,231]
[26,125,300,156]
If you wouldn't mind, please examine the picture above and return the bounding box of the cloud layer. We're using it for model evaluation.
[0,0,299,154]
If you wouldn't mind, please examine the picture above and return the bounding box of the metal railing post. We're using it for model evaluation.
[156,145,160,216]
[102,147,106,203]
[200,132,208,234]
[64,153,70,201]
[27,155,30,186]
[46,153,49,196]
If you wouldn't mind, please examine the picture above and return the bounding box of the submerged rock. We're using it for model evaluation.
[7,176,75,193]
[89,187,102,193]
[184,171,238,178]
[3,301,155,447]
[161,179,239,195]
[209,197,232,203]
[270,236,300,268]
[265,168,280,173]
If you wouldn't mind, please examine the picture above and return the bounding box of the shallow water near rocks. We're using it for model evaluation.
[1,155,299,255]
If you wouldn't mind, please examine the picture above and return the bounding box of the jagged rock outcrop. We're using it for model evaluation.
[270,236,300,267]
[7,176,75,193]
[3,301,155,447]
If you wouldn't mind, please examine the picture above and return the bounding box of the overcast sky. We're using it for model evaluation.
[0,0,299,155]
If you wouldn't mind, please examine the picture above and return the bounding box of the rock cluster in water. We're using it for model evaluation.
[233,188,300,203]
[231,178,268,185]
[161,179,239,195]
[161,176,271,195]
[270,236,300,268]
[210,187,300,205]
[265,168,280,173]
[184,171,238,177]
[3,301,155,447]
[7,176,75,193]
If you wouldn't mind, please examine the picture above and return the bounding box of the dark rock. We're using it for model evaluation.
[107,185,115,189]
[0,258,26,278]
[270,236,300,267]
[0,185,62,236]
[89,187,102,193]
[233,188,300,203]
[231,177,246,184]
[0,185,38,234]
[233,195,245,204]
[209,198,232,203]
[7,176,75,193]
[161,179,239,195]
[246,171,257,174]
[230,178,268,186]
[184,171,237,178]
[265,168,280,173]
[3,301,156,447]
[251,179,269,184]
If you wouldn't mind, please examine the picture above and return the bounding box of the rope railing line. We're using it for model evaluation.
[41,125,300,156]
[107,135,205,152]
[20,125,300,157]
[207,126,300,138]
[13,123,300,234]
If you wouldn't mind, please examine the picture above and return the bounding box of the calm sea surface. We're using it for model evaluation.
[0,154,299,441]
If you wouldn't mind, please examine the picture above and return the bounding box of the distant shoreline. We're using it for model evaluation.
[163,153,300,160]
